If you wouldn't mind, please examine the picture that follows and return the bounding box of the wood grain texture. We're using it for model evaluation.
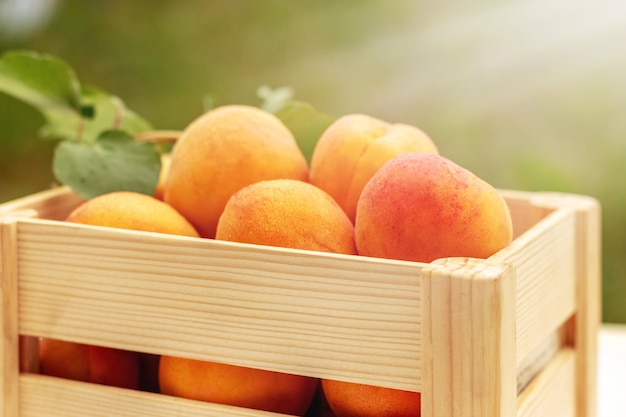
[19,373,282,417]
[0,187,83,221]
[16,219,424,391]
[491,204,577,369]
[516,348,576,417]
[526,193,601,417]
[1,220,19,417]
[421,258,517,417]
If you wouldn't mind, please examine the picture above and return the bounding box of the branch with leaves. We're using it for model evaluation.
[0,50,335,200]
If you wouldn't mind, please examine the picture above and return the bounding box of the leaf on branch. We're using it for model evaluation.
[52,130,161,200]
[275,101,335,163]
[0,50,152,142]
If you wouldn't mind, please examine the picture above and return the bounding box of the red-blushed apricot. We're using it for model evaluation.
[39,191,199,390]
[164,105,309,238]
[159,357,319,416]
[321,379,420,417]
[355,152,513,263]
[215,179,357,254]
[310,114,438,223]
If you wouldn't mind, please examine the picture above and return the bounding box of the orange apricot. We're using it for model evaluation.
[164,105,309,238]
[322,379,421,417]
[159,358,319,416]
[215,179,356,254]
[309,114,438,222]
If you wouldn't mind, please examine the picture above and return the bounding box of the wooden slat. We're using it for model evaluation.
[19,374,283,417]
[491,204,577,368]
[0,187,83,221]
[16,219,424,391]
[421,258,517,417]
[516,348,576,417]
[1,220,20,417]
[528,193,601,417]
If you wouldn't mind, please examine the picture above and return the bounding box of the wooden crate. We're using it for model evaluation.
[0,186,601,417]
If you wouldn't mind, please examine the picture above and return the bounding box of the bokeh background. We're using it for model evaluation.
[1,0,625,322]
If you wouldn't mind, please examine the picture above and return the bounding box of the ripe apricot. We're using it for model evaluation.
[39,339,90,382]
[39,191,199,389]
[160,179,356,415]
[321,379,420,417]
[164,105,309,238]
[309,114,438,222]
[65,191,199,237]
[153,152,171,201]
[215,179,356,254]
[159,358,319,416]
[355,152,513,263]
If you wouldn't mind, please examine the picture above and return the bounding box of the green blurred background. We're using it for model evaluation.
[1,1,625,322]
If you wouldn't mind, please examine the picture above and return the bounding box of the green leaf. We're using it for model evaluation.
[0,50,83,139]
[63,85,153,143]
[0,50,81,111]
[275,101,335,163]
[52,130,161,199]
[0,50,152,142]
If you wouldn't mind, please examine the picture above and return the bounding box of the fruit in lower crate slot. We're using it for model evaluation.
[321,379,420,417]
[88,346,140,390]
[160,179,356,415]
[39,191,199,389]
[355,152,513,263]
[159,358,319,416]
[39,339,90,382]
[309,114,438,223]
[163,104,309,238]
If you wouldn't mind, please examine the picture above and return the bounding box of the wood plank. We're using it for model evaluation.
[19,373,284,417]
[491,203,577,368]
[538,194,601,417]
[421,258,517,417]
[16,219,424,391]
[1,220,19,417]
[0,187,83,221]
[516,348,576,417]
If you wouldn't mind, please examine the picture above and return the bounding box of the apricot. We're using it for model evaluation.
[160,179,355,415]
[153,152,171,201]
[65,191,199,237]
[355,152,513,263]
[321,379,420,417]
[164,105,309,238]
[40,191,199,389]
[39,339,90,383]
[309,114,438,223]
[159,358,318,416]
[215,179,357,254]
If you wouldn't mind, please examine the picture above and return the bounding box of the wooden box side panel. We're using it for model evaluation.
[516,348,577,417]
[491,205,577,368]
[0,187,83,221]
[15,219,424,392]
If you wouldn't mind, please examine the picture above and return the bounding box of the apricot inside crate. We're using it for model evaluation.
[0,186,600,417]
